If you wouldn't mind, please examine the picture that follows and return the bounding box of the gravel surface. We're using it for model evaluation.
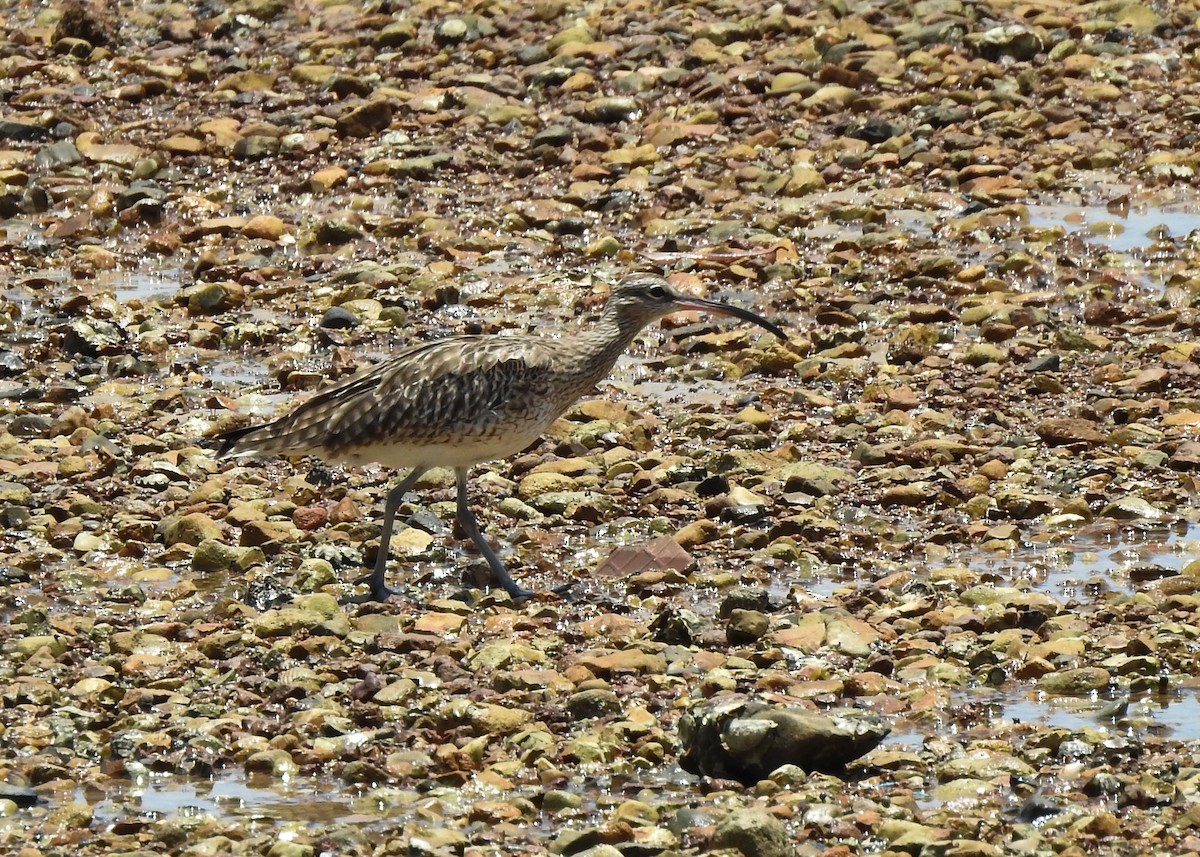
[2,0,1200,855]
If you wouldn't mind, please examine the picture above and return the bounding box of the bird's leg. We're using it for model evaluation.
[454,467,538,600]
[354,466,427,601]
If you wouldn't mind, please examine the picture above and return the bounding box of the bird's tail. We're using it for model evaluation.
[215,419,314,459]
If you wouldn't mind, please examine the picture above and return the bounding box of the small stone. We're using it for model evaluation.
[1038,667,1111,693]
[711,808,796,857]
[1099,496,1167,521]
[241,214,286,241]
[310,166,348,192]
[770,72,809,93]
[292,505,328,531]
[726,609,769,644]
[1169,441,1200,471]
[336,100,393,137]
[0,482,33,505]
[161,512,221,546]
[582,96,639,123]
[320,306,359,329]
[1035,417,1106,446]
[773,462,854,497]
[375,20,417,48]
[938,752,1035,781]
[216,71,277,93]
[253,607,328,637]
[46,802,93,831]
[566,688,621,719]
[244,749,299,777]
[964,342,1007,366]
[192,539,264,572]
[233,135,279,160]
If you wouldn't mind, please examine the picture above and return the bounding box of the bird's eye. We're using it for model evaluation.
[647,284,668,299]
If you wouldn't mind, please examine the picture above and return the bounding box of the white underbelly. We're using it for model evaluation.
[325,421,550,470]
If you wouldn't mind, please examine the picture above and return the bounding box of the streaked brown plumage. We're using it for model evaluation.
[217,274,786,601]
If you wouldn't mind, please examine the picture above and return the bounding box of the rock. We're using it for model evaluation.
[726,609,769,644]
[0,482,33,505]
[825,614,879,657]
[711,808,795,857]
[1099,496,1167,521]
[35,140,81,169]
[241,214,286,240]
[770,72,809,94]
[337,101,393,137]
[191,538,264,572]
[244,749,299,777]
[678,697,889,783]
[375,20,417,48]
[574,649,667,676]
[310,166,348,192]
[0,119,46,141]
[54,0,113,46]
[1038,667,1111,693]
[160,512,221,546]
[1035,417,1105,446]
[46,801,92,831]
[595,535,693,578]
[234,135,280,160]
[1169,441,1200,471]
[320,306,359,329]
[252,607,329,637]
[0,784,40,808]
[216,71,277,93]
[519,471,577,498]
[772,612,827,652]
[566,688,621,719]
[772,462,854,497]
[582,96,639,123]
[964,342,1007,366]
[938,752,1035,781]
[241,519,302,546]
[971,25,1043,62]
[877,819,943,852]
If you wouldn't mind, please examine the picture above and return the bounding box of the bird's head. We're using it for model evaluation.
[604,274,787,340]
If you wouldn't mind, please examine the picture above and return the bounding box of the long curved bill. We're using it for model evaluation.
[672,295,788,341]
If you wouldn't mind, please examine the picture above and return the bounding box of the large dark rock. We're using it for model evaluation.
[678,696,890,784]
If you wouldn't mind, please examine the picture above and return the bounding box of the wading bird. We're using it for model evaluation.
[216,274,786,602]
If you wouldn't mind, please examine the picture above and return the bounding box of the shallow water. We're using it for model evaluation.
[1025,203,1200,255]
[907,686,1200,740]
[1025,201,1200,293]
[81,772,357,826]
[806,523,1197,601]
[98,268,183,302]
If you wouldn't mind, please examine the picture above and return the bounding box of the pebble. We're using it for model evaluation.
[710,809,795,857]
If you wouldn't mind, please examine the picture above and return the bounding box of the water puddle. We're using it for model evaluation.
[1025,201,1200,293]
[962,523,1197,600]
[97,269,183,303]
[202,355,272,387]
[1026,203,1200,254]
[806,524,1197,602]
[81,772,357,826]
[948,687,1200,742]
[0,216,48,250]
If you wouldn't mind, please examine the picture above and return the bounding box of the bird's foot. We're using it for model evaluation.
[344,573,397,604]
[501,581,574,602]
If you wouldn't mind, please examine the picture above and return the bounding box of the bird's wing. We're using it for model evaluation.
[222,336,562,456]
